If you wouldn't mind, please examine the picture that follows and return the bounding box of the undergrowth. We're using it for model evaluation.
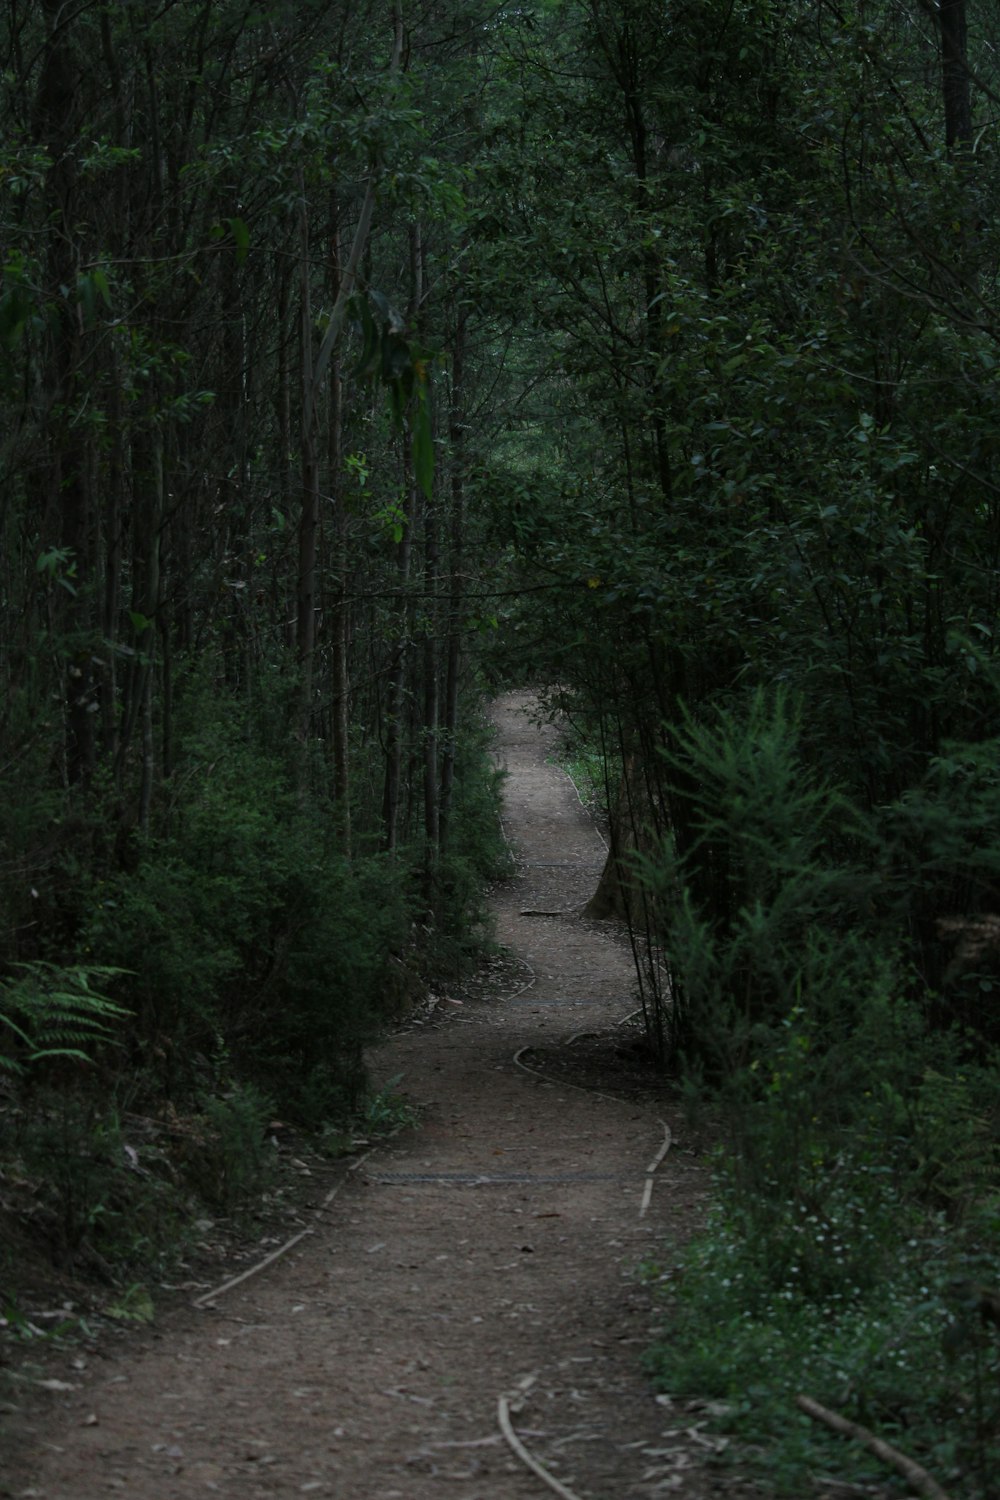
[0,679,505,1305]
[631,692,1000,1499]
[554,717,622,826]
[646,1185,1000,1498]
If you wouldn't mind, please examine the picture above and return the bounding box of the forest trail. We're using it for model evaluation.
[2,692,709,1500]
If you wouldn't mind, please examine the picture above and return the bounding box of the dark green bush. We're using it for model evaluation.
[637,687,885,1075]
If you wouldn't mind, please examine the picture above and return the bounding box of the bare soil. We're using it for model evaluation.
[0,692,735,1500]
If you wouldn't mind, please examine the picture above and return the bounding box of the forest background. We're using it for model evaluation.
[2,0,1000,1493]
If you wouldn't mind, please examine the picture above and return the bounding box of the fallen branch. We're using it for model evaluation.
[498,1395,585,1500]
[192,1150,373,1308]
[795,1394,952,1500]
[192,1227,314,1307]
[639,1120,673,1219]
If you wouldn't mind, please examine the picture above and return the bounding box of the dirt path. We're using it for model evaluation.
[2,691,708,1500]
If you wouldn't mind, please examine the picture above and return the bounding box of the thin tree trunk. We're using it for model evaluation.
[939,0,971,154]
[134,427,163,836]
[297,188,321,760]
[422,495,440,861]
[327,196,352,856]
[382,219,424,854]
[36,0,96,786]
[381,447,415,854]
[438,306,467,854]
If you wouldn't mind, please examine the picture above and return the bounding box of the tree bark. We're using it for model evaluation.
[380,451,415,854]
[35,0,97,787]
[938,0,971,155]
[438,306,467,854]
[297,188,321,759]
[327,195,352,856]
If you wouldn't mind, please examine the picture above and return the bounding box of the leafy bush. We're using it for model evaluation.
[187,1083,276,1215]
[0,669,509,1287]
[73,689,408,1117]
[887,729,1000,1041]
[638,687,885,1074]
[640,688,1000,1497]
[10,1091,180,1270]
[0,962,127,1075]
[647,1193,1000,1498]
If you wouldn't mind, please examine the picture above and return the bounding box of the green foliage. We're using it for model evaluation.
[11,1093,173,1268]
[422,719,512,969]
[356,1075,419,1139]
[0,963,127,1075]
[554,709,622,825]
[638,691,1000,1495]
[637,688,884,1073]
[187,1084,276,1216]
[887,727,1000,1029]
[646,1194,1000,1499]
[902,1060,1000,1218]
[349,288,436,499]
[79,688,414,1119]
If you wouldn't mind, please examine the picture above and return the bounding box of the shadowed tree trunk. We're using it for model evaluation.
[938,0,971,154]
[438,304,467,854]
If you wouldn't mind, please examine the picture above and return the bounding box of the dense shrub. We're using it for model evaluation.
[629,691,1000,1498]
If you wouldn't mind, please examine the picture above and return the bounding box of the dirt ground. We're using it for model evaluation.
[0,691,737,1500]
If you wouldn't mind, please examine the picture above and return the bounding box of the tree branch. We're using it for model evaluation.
[795,1394,952,1500]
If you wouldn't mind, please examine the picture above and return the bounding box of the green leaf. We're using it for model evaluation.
[226,216,250,266]
[388,379,405,429]
[91,267,112,308]
[76,273,96,325]
[106,1286,155,1324]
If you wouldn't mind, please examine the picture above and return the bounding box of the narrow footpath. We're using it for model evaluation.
[3,692,709,1500]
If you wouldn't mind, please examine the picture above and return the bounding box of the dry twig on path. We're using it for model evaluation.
[498,1395,586,1500]
[639,1121,673,1218]
[192,1151,373,1308]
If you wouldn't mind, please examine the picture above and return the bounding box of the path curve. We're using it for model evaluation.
[3,692,706,1500]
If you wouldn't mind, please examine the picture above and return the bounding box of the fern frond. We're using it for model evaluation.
[1,961,129,1073]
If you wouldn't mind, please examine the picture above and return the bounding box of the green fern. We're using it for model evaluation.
[0,962,128,1072]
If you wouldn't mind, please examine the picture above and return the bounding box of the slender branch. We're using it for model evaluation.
[795,1394,952,1500]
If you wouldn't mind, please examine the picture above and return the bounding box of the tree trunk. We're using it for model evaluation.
[938,0,971,154]
[584,753,645,922]
[297,189,321,762]
[35,0,96,787]
[438,305,467,854]
[422,495,440,861]
[381,448,415,854]
[327,197,352,857]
